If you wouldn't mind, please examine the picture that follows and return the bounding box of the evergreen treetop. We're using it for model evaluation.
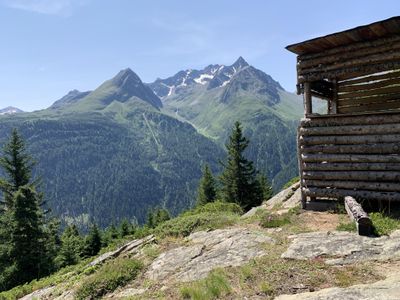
[196,164,217,206]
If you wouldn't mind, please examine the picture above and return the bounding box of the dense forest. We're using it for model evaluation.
[0,122,271,292]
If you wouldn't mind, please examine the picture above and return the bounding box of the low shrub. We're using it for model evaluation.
[75,258,142,299]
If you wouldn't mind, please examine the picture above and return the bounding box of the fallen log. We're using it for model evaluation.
[344,196,372,236]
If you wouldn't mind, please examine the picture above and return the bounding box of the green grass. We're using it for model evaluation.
[336,222,357,232]
[336,212,400,236]
[75,258,143,300]
[259,212,292,228]
[0,259,92,300]
[282,176,300,189]
[180,269,231,300]
[370,212,400,236]
[154,201,242,238]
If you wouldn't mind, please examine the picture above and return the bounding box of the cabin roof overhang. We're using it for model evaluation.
[286,16,400,56]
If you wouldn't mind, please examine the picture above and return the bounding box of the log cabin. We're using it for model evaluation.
[286,16,400,208]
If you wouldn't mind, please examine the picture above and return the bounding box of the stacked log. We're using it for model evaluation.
[298,113,400,202]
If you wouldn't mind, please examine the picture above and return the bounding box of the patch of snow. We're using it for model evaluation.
[194,73,214,85]
[167,86,173,96]
[221,79,230,87]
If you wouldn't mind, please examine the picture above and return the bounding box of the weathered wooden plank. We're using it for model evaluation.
[299,123,400,136]
[344,196,372,236]
[299,60,400,83]
[338,70,400,87]
[301,143,400,154]
[300,112,400,127]
[338,93,400,107]
[299,40,400,70]
[300,51,400,76]
[300,134,400,146]
[338,85,400,100]
[306,179,400,192]
[338,77,400,93]
[303,187,400,201]
[338,101,400,114]
[303,170,400,181]
[298,35,400,62]
[301,153,400,163]
[303,162,400,171]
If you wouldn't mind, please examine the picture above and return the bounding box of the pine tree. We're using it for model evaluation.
[0,129,53,290]
[220,121,263,210]
[56,224,83,268]
[146,207,170,228]
[196,164,217,206]
[119,219,130,237]
[83,224,102,257]
[257,173,273,201]
[0,128,32,209]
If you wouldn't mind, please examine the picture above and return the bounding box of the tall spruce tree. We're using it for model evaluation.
[220,121,263,210]
[0,129,52,290]
[196,164,217,206]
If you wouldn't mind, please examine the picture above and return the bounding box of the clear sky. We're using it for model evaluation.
[0,0,399,111]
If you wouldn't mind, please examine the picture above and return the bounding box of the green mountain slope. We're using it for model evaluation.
[0,69,224,227]
[152,57,303,189]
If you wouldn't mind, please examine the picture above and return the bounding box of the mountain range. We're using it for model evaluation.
[0,57,303,227]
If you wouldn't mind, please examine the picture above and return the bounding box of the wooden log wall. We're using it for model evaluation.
[297,34,400,115]
[297,35,400,83]
[298,113,400,201]
[337,70,400,114]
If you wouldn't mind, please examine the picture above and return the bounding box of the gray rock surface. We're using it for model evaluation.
[243,182,300,218]
[282,230,400,264]
[19,286,55,300]
[275,274,400,300]
[146,228,274,282]
[88,234,155,266]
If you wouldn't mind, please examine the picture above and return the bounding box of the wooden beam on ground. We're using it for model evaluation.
[344,196,372,236]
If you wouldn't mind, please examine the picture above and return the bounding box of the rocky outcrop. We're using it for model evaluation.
[275,274,400,300]
[88,235,155,267]
[243,182,301,218]
[282,230,400,265]
[146,228,274,282]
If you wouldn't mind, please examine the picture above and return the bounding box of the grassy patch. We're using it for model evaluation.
[336,222,357,232]
[370,212,400,236]
[0,259,91,300]
[336,212,400,236]
[75,258,143,300]
[180,269,231,300]
[154,202,242,238]
[282,177,299,189]
[260,214,291,228]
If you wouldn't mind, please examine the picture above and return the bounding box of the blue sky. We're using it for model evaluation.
[0,0,399,111]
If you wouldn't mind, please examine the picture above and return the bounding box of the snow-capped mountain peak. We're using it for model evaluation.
[149,57,251,99]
